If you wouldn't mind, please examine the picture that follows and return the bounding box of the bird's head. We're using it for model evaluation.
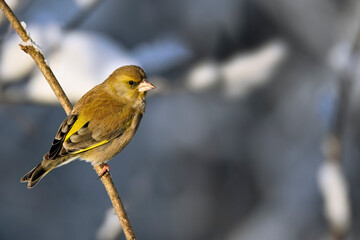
[105,65,155,102]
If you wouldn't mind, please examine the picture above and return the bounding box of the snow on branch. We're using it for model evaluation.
[0,1,136,239]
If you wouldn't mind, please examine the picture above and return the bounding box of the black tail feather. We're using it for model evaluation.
[20,163,51,188]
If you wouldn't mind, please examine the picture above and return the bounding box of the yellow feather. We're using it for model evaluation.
[64,115,110,154]
[64,115,89,141]
[72,140,109,154]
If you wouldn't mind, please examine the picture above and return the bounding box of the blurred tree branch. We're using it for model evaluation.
[0,1,136,239]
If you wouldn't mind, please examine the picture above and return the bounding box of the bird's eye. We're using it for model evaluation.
[129,81,134,85]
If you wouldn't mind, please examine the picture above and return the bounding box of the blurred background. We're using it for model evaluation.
[1,0,360,239]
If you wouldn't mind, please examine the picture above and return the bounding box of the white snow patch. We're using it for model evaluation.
[19,21,42,53]
[96,208,122,240]
[318,160,350,233]
[0,23,62,83]
[184,40,287,97]
[25,30,138,103]
[19,38,42,54]
[20,21,27,30]
[74,0,98,9]
[186,61,219,91]
[220,40,287,98]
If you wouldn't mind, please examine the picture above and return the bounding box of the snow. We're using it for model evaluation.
[221,40,287,98]
[19,39,42,54]
[25,30,138,103]
[4,30,192,104]
[318,160,350,233]
[186,40,288,98]
[20,21,27,30]
[96,208,122,240]
[74,0,99,9]
[19,22,43,54]
[0,23,62,83]
[186,61,219,91]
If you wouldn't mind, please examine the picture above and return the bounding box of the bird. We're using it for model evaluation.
[20,65,155,188]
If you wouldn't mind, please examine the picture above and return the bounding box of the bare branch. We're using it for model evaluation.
[0,1,136,239]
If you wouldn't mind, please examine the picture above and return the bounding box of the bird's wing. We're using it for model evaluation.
[45,99,137,160]
[46,114,78,160]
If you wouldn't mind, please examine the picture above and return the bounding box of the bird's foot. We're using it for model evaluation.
[98,163,110,179]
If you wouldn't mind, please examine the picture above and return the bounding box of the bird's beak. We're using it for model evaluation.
[138,79,155,92]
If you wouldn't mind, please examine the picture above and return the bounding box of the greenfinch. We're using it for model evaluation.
[21,65,155,188]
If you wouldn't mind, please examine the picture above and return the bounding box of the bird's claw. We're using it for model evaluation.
[97,163,110,179]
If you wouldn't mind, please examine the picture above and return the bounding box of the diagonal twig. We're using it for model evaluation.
[0,1,136,239]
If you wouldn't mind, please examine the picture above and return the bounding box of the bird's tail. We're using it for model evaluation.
[20,163,54,189]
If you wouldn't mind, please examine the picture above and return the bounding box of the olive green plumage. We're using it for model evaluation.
[21,65,155,188]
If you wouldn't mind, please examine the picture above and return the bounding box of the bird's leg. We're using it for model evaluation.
[98,163,110,179]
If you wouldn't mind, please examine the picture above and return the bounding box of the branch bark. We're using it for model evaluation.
[0,1,136,239]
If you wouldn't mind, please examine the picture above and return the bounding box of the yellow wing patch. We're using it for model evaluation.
[64,115,89,142]
[72,140,109,154]
[64,115,109,154]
